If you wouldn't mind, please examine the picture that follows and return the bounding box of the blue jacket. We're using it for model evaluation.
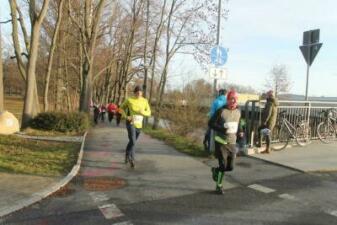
[209,95,227,118]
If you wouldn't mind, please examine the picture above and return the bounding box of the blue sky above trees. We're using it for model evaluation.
[169,0,337,97]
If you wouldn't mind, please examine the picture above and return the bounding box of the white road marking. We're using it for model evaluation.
[248,184,276,193]
[327,210,337,217]
[89,192,109,202]
[99,203,124,219]
[278,193,297,201]
[112,221,133,225]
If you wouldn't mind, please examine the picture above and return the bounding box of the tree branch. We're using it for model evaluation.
[16,6,30,52]
[8,0,26,80]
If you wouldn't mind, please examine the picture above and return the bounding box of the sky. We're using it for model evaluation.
[169,0,337,97]
[1,0,337,97]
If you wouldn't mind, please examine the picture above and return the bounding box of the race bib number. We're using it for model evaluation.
[132,115,144,126]
[224,122,238,134]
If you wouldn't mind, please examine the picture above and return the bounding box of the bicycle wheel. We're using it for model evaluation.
[271,125,289,151]
[296,123,312,146]
[317,122,336,144]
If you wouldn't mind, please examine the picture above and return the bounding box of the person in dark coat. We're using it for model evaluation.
[100,104,106,122]
[93,105,100,124]
[259,90,279,154]
[116,105,122,126]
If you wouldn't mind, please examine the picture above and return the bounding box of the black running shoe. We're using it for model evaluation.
[125,155,129,164]
[130,160,135,168]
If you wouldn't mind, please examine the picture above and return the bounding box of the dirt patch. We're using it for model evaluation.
[51,185,76,198]
[82,177,127,191]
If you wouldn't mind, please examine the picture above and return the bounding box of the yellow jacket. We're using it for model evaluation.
[120,97,151,128]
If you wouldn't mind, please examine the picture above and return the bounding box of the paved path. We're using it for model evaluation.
[0,173,60,216]
[252,141,337,172]
[81,124,237,203]
[2,123,337,225]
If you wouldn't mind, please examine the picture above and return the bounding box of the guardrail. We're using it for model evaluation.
[243,100,337,147]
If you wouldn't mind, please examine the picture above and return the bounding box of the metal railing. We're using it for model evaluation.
[243,100,337,147]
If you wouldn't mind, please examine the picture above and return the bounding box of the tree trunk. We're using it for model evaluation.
[43,0,65,112]
[77,0,106,112]
[55,56,63,111]
[0,26,4,112]
[11,0,50,129]
[148,0,166,103]
[64,56,72,112]
[152,68,168,129]
[22,25,43,128]
[79,60,92,112]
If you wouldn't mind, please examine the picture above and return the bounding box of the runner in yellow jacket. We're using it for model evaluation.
[120,85,151,168]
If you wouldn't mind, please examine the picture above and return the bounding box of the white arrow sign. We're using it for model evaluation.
[209,66,228,80]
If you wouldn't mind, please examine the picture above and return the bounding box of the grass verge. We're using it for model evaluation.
[143,126,209,158]
[0,135,81,176]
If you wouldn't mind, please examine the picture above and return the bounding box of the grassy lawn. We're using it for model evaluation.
[0,135,81,177]
[4,96,87,136]
[143,126,209,158]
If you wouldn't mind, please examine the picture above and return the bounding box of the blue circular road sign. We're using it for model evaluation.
[210,46,228,66]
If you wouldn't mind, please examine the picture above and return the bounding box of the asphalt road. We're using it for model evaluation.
[1,125,337,225]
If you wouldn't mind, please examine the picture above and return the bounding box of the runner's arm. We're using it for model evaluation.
[140,99,151,117]
[208,109,226,133]
[119,100,129,118]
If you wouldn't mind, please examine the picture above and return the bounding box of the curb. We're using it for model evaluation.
[14,133,83,143]
[246,155,306,173]
[0,131,88,218]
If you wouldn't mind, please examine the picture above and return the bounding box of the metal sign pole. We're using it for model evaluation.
[300,29,322,101]
[209,0,222,154]
[305,64,310,101]
[214,0,221,97]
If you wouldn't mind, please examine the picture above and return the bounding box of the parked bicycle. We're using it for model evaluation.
[317,108,337,144]
[271,111,311,151]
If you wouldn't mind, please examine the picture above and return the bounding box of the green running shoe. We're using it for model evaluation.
[211,167,218,182]
[216,185,225,195]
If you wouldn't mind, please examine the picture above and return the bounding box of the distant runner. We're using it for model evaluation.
[107,102,117,123]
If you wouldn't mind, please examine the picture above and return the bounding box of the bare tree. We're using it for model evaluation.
[9,0,51,128]
[265,64,292,97]
[152,0,213,129]
[68,0,107,112]
[148,0,167,104]
[0,26,4,112]
[43,0,65,111]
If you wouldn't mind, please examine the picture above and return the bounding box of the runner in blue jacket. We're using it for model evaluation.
[209,89,227,118]
[203,89,227,154]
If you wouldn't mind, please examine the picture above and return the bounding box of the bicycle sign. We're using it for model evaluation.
[210,46,227,66]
